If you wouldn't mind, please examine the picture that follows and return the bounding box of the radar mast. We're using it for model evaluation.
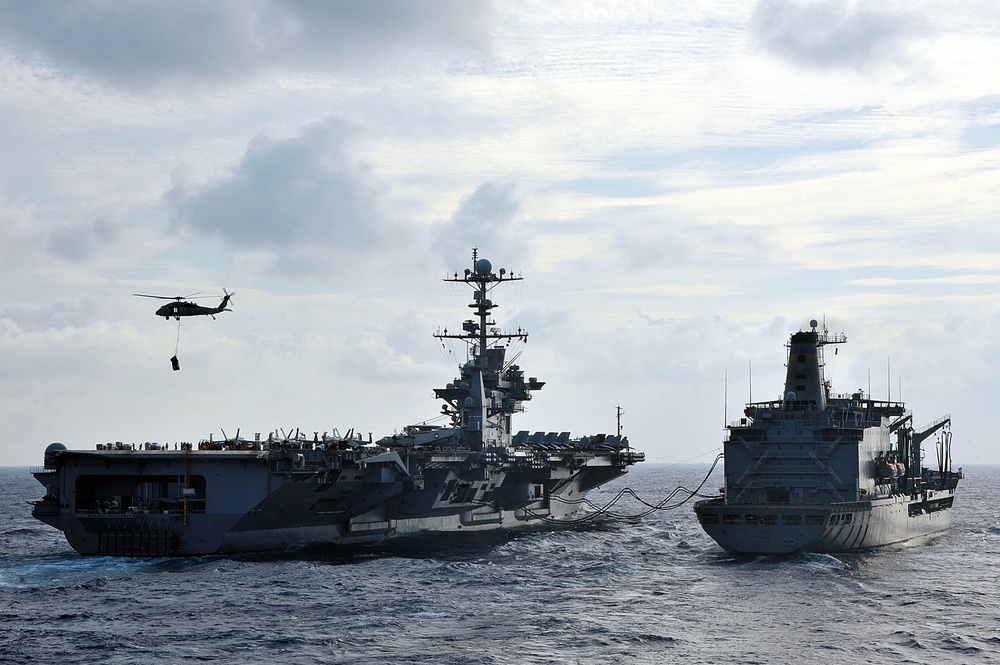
[432,249,542,450]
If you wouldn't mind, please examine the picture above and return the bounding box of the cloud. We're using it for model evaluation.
[0,194,44,265]
[47,218,121,262]
[165,117,409,275]
[749,0,929,71]
[0,0,493,89]
[612,218,769,271]
[433,180,528,265]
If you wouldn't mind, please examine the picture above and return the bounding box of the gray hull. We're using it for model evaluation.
[33,445,637,556]
[694,322,962,556]
[695,488,956,555]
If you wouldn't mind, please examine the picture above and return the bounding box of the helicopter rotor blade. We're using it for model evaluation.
[133,292,204,301]
[133,293,182,300]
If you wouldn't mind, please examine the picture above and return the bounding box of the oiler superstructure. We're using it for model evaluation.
[695,320,962,555]
[32,251,643,556]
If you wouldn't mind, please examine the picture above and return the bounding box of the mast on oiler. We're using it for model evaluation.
[783,318,847,411]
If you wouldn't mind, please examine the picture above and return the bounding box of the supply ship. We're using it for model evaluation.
[31,251,643,556]
[695,320,962,555]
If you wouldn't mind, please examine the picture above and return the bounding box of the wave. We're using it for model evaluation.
[0,555,179,589]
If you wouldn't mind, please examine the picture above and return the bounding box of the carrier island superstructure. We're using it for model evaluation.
[32,251,643,556]
[695,320,962,555]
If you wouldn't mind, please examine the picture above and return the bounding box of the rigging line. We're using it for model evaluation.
[537,485,635,508]
[648,446,725,472]
[544,481,660,507]
[573,486,715,519]
[410,414,452,427]
[570,484,708,520]
[174,319,182,356]
[555,484,705,510]
[517,453,723,524]
[435,337,456,373]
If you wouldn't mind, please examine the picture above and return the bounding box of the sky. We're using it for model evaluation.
[1,0,999,467]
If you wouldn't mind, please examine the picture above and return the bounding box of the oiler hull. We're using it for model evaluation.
[32,449,633,556]
[694,489,956,555]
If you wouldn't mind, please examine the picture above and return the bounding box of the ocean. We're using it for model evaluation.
[2,463,998,664]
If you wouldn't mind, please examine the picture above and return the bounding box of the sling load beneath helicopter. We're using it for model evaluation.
[133,290,234,371]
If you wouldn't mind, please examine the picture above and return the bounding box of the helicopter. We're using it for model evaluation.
[133,289,234,321]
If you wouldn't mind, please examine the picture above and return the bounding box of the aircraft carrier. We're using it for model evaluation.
[695,320,962,555]
[31,250,643,556]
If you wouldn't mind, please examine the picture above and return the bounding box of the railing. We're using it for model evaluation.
[77,508,206,516]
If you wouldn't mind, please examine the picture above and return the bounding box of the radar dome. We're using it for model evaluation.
[44,442,67,468]
[475,258,492,275]
[810,319,818,329]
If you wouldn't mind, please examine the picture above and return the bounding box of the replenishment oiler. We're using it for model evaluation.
[695,320,962,555]
[32,250,643,556]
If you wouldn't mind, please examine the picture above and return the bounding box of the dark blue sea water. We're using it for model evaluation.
[2,463,999,664]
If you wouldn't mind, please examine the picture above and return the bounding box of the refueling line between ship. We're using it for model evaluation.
[518,451,724,524]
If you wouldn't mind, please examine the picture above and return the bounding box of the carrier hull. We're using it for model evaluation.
[32,444,637,556]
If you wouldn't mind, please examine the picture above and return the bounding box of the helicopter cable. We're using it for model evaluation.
[170,318,182,371]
